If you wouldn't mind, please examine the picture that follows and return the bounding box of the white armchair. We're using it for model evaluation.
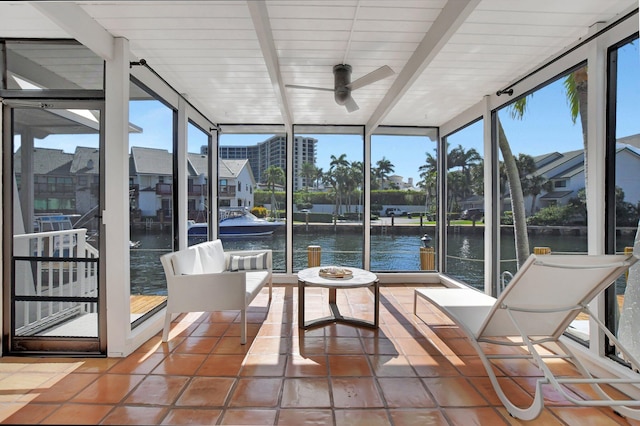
[159,240,272,344]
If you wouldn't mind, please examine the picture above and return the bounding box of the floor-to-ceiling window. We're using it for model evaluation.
[217,127,287,272]
[293,126,364,271]
[128,79,176,326]
[607,36,640,363]
[370,128,438,272]
[442,120,484,288]
[495,64,590,338]
[187,121,211,246]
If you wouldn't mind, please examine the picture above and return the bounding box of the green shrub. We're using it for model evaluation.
[527,205,572,226]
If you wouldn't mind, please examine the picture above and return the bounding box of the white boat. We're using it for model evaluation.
[188,207,285,239]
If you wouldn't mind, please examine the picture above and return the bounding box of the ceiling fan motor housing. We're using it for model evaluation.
[333,64,352,105]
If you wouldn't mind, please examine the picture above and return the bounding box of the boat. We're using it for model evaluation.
[188,207,285,239]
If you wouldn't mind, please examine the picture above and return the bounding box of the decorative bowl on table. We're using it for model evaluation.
[318,266,353,279]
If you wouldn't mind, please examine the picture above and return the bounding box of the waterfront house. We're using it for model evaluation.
[1,2,639,424]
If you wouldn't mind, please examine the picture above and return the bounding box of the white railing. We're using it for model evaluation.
[13,229,99,335]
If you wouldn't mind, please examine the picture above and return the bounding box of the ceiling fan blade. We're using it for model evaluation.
[285,84,334,92]
[344,96,359,113]
[348,65,394,91]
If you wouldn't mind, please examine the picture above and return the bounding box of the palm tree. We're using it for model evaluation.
[375,157,395,189]
[500,65,587,268]
[299,162,316,199]
[329,154,350,214]
[263,165,285,219]
[498,114,530,268]
[523,174,551,214]
[449,144,482,200]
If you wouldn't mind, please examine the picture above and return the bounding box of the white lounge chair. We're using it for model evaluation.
[414,253,640,421]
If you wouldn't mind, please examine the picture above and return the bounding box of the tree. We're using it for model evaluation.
[329,153,350,214]
[263,165,285,219]
[500,65,587,269]
[375,157,395,189]
[498,111,530,268]
[449,144,482,200]
[300,162,316,200]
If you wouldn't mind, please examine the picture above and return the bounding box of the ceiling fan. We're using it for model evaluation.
[285,64,394,113]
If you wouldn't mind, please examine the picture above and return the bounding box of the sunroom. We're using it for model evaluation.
[0,1,639,424]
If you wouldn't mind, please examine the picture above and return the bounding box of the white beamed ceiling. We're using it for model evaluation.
[1,0,636,129]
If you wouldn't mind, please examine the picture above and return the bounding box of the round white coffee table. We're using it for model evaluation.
[297,266,379,329]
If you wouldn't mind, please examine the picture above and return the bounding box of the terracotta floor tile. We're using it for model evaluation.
[331,377,384,408]
[444,407,509,425]
[220,409,277,425]
[328,355,372,376]
[470,376,533,407]
[20,360,83,374]
[173,336,220,354]
[175,377,235,407]
[369,354,417,377]
[30,373,100,403]
[335,409,391,426]
[0,403,59,424]
[326,337,364,354]
[70,374,145,404]
[212,337,254,355]
[240,353,287,376]
[361,337,400,355]
[493,358,544,377]
[281,378,331,408]
[225,323,263,339]
[249,337,291,354]
[189,322,231,337]
[100,405,168,425]
[0,372,61,392]
[276,408,333,425]
[39,403,113,424]
[394,337,439,356]
[67,357,121,373]
[513,377,583,406]
[495,407,564,425]
[0,285,631,425]
[205,311,239,323]
[388,409,449,426]
[256,323,292,338]
[447,354,497,377]
[444,338,479,356]
[325,324,361,337]
[408,354,460,377]
[228,378,282,407]
[294,336,326,355]
[108,352,166,375]
[285,354,328,377]
[151,354,207,376]
[160,408,222,425]
[422,377,489,407]
[125,374,189,405]
[378,377,436,408]
[197,354,246,376]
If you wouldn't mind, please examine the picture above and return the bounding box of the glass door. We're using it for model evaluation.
[3,100,105,355]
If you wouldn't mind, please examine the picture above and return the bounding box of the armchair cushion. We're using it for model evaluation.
[197,239,226,273]
[228,252,268,271]
[171,246,203,275]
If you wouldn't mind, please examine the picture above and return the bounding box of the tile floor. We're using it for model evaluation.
[0,284,637,425]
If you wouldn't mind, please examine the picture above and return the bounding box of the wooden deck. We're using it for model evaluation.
[130,295,167,314]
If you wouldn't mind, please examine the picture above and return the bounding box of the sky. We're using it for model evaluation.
[26,40,639,185]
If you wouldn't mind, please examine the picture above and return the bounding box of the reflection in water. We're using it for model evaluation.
[130,228,634,294]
